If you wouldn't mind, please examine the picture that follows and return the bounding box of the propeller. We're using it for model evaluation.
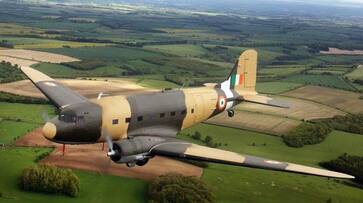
[41,110,50,124]
[102,128,116,156]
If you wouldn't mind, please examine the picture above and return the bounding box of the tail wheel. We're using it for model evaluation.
[227,109,235,117]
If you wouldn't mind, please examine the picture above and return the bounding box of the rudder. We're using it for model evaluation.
[226,49,257,92]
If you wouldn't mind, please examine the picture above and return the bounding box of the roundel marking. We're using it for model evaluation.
[217,95,227,111]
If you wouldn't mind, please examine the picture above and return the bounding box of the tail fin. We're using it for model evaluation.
[226,49,257,93]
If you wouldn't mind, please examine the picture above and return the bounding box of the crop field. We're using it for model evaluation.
[0,120,38,145]
[0,79,148,99]
[235,96,345,121]
[283,74,355,91]
[206,110,301,135]
[346,65,363,80]
[207,94,345,135]
[181,124,363,203]
[144,44,208,57]
[0,49,79,64]
[320,48,363,55]
[0,102,54,124]
[32,63,126,78]
[283,85,363,114]
[256,81,304,94]
[258,66,306,78]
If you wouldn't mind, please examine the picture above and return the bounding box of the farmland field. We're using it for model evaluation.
[0,102,54,124]
[206,110,302,135]
[144,44,207,57]
[346,65,363,80]
[283,85,363,113]
[256,81,303,94]
[235,96,345,120]
[283,74,355,91]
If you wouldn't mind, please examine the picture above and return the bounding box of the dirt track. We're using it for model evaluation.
[16,128,203,180]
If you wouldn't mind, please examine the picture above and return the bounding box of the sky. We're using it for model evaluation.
[281,0,363,6]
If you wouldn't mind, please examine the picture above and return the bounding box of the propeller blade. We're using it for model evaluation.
[41,110,49,123]
[102,128,116,156]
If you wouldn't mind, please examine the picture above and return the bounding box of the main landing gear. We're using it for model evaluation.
[227,109,235,117]
[126,158,149,168]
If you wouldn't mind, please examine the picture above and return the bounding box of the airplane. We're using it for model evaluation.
[21,49,354,179]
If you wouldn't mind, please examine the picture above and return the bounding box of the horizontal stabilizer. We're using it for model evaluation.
[240,94,290,108]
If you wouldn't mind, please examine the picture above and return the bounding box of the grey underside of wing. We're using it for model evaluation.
[151,141,354,179]
[21,66,87,108]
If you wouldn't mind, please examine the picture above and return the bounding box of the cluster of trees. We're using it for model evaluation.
[0,40,14,48]
[283,123,331,148]
[0,92,48,104]
[316,114,363,135]
[0,61,25,83]
[320,154,363,185]
[148,173,214,203]
[189,131,226,148]
[353,79,363,86]
[21,165,80,197]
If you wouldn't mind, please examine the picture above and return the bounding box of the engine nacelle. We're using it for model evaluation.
[109,136,166,164]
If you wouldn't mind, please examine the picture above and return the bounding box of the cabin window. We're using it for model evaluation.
[170,111,176,116]
[137,116,143,121]
[125,117,131,123]
[160,113,165,118]
[112,119,119,125]
[191,108,194,114]
[181,109,187,115]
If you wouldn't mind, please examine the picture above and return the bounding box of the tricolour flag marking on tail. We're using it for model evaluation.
[230,74,244,89]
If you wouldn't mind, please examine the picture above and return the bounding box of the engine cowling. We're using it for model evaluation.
[109,136,166,164]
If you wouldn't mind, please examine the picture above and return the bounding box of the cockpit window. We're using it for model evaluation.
[59,114,77,123]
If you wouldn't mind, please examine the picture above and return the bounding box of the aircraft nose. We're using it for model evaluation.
[42,122,57,140]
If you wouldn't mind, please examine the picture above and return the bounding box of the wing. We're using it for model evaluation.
[151,140,354,179]
[21,66,87,108]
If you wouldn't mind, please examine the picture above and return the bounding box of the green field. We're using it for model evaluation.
[0,147,147,203]
[145,44,208,57]
[0,37,111,49]
[0,120,38,144]
[256,81,304,94]
[0,102,54,124]
[181,124,363,203]
[346,65,363,80]
[32,63,125,78]
[283,74,355,91]
[258,66,306,79]
[136,79,179,89]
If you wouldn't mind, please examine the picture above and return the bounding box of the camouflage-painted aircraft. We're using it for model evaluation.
[21,50,353,179]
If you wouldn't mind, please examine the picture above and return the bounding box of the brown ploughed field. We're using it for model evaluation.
[283,85,363,114]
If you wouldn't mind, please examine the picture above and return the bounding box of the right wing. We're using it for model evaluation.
[150,140,354,179]
[21,66,87,108]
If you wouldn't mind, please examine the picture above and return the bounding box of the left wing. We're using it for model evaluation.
[21,66,87,108]
[150,140,353,179]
